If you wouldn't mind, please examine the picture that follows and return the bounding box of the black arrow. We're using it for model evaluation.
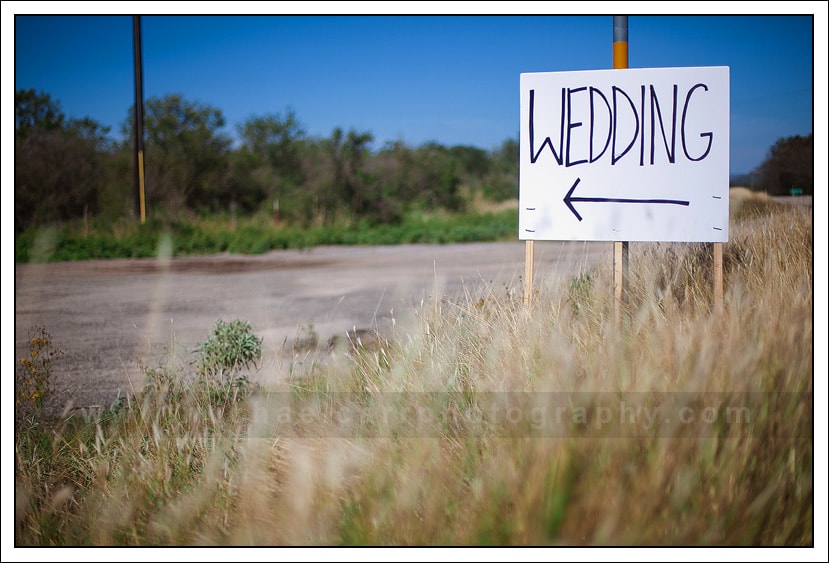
[563,178,690,222]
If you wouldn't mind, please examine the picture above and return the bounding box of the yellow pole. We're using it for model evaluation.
[613,16,629,329]
[613,35,628,69]
[138,149,146,224]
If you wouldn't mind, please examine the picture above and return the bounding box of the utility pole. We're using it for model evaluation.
[133,15,146,223]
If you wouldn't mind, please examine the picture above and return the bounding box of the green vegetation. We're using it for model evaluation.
[15,207,519,263]
[15,88,524,263]
[15,89,519,240]
[196,319,262,382]
[755,133,814,196]
[14,199,812,546]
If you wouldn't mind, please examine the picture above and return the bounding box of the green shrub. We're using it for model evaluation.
[195,319,263,381]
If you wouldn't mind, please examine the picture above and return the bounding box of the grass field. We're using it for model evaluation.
[13,192,814,546]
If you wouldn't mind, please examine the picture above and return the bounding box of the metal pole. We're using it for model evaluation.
[133,15,146,224]
[613,16,629,329]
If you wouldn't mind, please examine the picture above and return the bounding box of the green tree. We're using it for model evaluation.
[482,138,519,202]
[450,144,491,180]
[123,94,232,215]
[367,140,415,224]
[237,110,304,176]
[231,110,307,214]
[368,139,471,222]
[15,89,65,133]
[757,133,813,196]
[15,89,113,233]
[324,127,375,222]
[410,142,464,212]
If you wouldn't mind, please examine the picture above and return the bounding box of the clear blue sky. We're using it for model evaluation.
[7,9,823,175]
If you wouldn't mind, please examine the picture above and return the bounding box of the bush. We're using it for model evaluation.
[195,319,263,382]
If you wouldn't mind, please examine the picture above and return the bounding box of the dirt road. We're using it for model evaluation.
[14,241,610,416]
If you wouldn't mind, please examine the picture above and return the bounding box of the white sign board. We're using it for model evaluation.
[519,66,729,242]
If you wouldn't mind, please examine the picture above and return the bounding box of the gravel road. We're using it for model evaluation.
[14,241,610,416]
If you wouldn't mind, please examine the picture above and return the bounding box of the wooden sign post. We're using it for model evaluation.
[714,241,724,313]
[524,240,534,306]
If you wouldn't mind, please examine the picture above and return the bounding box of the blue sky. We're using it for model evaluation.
[7,8,824,175]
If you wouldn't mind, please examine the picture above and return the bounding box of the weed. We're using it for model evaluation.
[15,326,63,432]
[195,319,263,403]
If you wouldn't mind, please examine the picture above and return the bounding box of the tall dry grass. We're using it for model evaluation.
[14,195,812,546]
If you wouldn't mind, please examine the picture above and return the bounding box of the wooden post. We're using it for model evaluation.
[524,240,534,306]
[713,242,723,314]
[614,241,629,328]
[613,16,629,328]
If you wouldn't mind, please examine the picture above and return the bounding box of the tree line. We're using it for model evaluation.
[15,88,812,234]
[14,89,518,234]
[754,133,813,196]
